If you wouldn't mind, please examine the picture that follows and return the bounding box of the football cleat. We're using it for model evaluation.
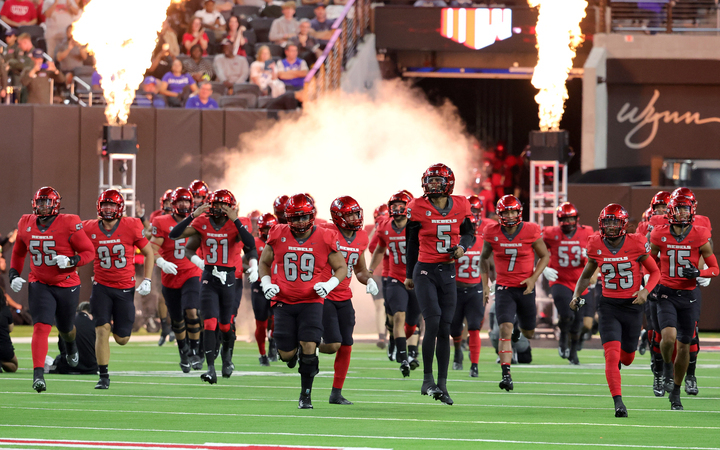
[669,390,683,411]
[653,374,665,397]
[470,363,479,378]
[66,340,79,368]
[511,326,521,343]
[94,377,110,390]
[298,394,313,409]
[259,355,270,367]
[221,345,234,379]
[568,351,580,365]
[268,338,278,362]
[190,351,204,371]
[168,331,176,343]
[179,348,191,374]
[329,392,353,405]
[437,387,453,405]
[685,375,699,396]
[499,374,514,391]
[638,329,648,355]
[408,355,420,371]
[615,404,628,418]
[453,350,463,371]
[558,331,569,359]
[32,369,46,393]
[400,360,411,378]
[421,381,442,398]
[387,340,396,361]
[201,365,217,384]
[663,376,674,395]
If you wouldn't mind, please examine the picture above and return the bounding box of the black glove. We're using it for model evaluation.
[679,263,700,279]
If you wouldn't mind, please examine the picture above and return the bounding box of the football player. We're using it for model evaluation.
[147,189,174,345]
[571,204,660,417]
[405,164,476,405]
[541,202,594,364]
[150,189,174,224]
[189,180,211,211]
[252,213,278,366]
[480,195,549,392]
[83,190,154,389]
[649,194,717,410]
[10,187,95,392]
[365,205,388,350]
[259,193,348,409]
[273,195,290,224]
[451,195,489,377]
[169,189,257,384]
[150,188,203,372]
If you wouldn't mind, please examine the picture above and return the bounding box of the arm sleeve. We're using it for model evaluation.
[69,228,96,267]
[405,220,421,279]
[641,256,660,292]
[458,217,476,251]
[234,219,257,257]
[700,254,719,278]
[168,215,194,239]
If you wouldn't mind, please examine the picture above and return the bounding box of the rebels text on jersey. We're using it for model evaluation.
[11,214,95,287]
[375,218,408,282]
[321,225,369,302]
[84,218,148,289]
[456,220,489,284]
[152,214,202,289]
[587,233,650,299]
[542,224,594,291]
[648,214,712,233]
[483,222,542,288]
[650,224,712,291]
[267,224,339,305]
[406,196,474,264]
[190,215,241,268]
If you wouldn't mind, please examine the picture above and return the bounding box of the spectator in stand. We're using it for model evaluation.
[310,4,333,41]
[183,44,214,83]
[48,302,97,375]
[0,0,38,27]
[250,44,285,97]
[269,1,299,46]
[159,58,197,107]
[325,0,348,21]
[276,43,308,91]
[42,0,79,59]
[21,48,63,103]
[259,0,283,18]
[135,76,166,108]
[3,28,20,59]
[182,17,210,56]
[214,38,249,91]
[302,0,325,5]
[289,19,320,66]
[148,42,175,80]
[195,0,226,41]
[91,69,102,91]
[413,0,447,6]
[224,15,247,57]
[185,81,218,109]
[157,19,180,59]
[0,293,18,373]
[213,0,236,13]
[6,32,34,84]
[54,25,89,87]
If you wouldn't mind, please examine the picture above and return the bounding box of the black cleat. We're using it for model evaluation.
[66,340,79,368]
[298,394,313,409]
[421,381,442,398]
[558,331,569,359]
[329,392,353,405]
[499,374,514,391]
[259,355,270,367]
[94,377,110,390]
[511,326,521,343]
[32,368,46,393]
[286,349,299,369]
[400,360,411,378]
[568,351,580,365]
[201,365,217,384]
[663,376,674,395]
[669,390,683,411]
[685,375,699,396]
[179,351,191,374]
[653,374,665,397]
[268,338,278,362]
[453,350,463,371]
[470,363,478,378]
[387,340,396,361]
[638,329,648,355]
[190,351,204,371]
[408,355,420,370]
[168,331,176,343]
[437,387,453,405]
[615,404,628,417]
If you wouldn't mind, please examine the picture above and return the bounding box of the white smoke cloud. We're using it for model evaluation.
[218,80,475,221]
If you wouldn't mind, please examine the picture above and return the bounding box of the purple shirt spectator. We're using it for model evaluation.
[185,96,219,109]
[161,71,196,94]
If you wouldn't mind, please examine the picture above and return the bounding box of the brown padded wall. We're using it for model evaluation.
[128,108,158,213]
[200,109,226,185]
[154,108,201,196]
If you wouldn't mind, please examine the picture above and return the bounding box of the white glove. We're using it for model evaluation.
[698,277,711,287]
[489,280,496,295]
[212,266,227,284]
[366,277,379,295]
[246,259,259,283]
[10,276,26,293]
[191,255,205,271]
[156,257,178,275]
[260,275,279,300]
[643,274,650,285]
[51,255,71,269]
[314,277,340,298]
[137,279,152,296]
[543,267,558,282]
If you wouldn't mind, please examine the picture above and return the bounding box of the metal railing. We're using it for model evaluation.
[303,0,371,101]
[606,0,720,34]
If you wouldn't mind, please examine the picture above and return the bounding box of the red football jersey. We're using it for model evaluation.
[149,209,166,223]
[650,224,712,290]
[637,220,650,237]
[366,224,385,276]
[151,214,202,289]
[649,213,712,233]
[483,221,542,288]
[267,224,339,304]
[255,236,267,256]
[406,196,474,264]
[542,224,594,291]
[11,214,94,287]
[588,233,650,299]
[375,218,409,282]
[456,219,489,284]
[320,225,369,302]
[84,218,148,289]
[190,215,242,267]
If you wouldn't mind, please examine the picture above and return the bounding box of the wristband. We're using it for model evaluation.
[260,275,272,289]
[8,268,19,282]
[324,276,340,291]
[68,255,80,267]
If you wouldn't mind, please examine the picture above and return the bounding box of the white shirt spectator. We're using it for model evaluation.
[195,8,226,28]
[214,53,250,84]
[269,16,299,44]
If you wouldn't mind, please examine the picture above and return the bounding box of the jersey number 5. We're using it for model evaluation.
[28,240,57,266]
[436,225,451,253]
[601,262,633,290]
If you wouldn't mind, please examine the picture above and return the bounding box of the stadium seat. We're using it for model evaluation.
[232,5,262,18]
[248,17,274,43]
[295,5,316,19]
[232,83,262,97]
[255,43,284,58]
[257,95,274,109]
[211,81,228,95]
[220,93,258,108]
[72,66,95,78]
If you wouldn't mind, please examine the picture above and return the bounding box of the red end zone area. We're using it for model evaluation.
[0,439,387,450]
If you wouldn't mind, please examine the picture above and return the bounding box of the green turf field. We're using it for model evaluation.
[1,340,719,450]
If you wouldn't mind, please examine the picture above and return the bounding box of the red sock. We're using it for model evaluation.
[468,329,481,364]
[255,320,267,355]
[404,324,417,340]
[32,323,52,369]
[620,349,635,366]
[332,345,352,390]
[672,341,677,363]
[603,341,622,397]
[690,343,699,353]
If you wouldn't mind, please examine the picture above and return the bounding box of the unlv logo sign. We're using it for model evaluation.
[441,8,512,50]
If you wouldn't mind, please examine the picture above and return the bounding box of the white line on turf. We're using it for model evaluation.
[0,438,391,450]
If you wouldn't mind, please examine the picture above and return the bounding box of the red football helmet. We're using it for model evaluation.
[248,210,262,219]
[651,191,671,207]
[598,203,629,238]
[642,207,653,222]
[331,196,364,231]
[207,189,237,218]
[556,202,579,234]
[304,193,316,205]
[171,188,194,217]
[401,190,415,200]
[421,163,455,196]
[373,204,389,224]
[97,189,125,220]
[160,189,174,212]
[671,187,697,205]
[467,195,484,222]
[189,180,210,208]
[32,186,62,217]
[257,212,278,238]
[285,193,316,233]
[667,194,695,225]
[496,195,523,227]
[388,191,413,218]
[273,195,290,224]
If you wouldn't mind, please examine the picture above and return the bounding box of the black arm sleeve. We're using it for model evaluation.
[406,220,421,279]
[168,215,194,239]
[458,218,476,251]
[234,219,257,258]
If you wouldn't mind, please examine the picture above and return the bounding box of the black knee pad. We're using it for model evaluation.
[171,320,186,335]
[298,353,319,377]
[185,317,201,334]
